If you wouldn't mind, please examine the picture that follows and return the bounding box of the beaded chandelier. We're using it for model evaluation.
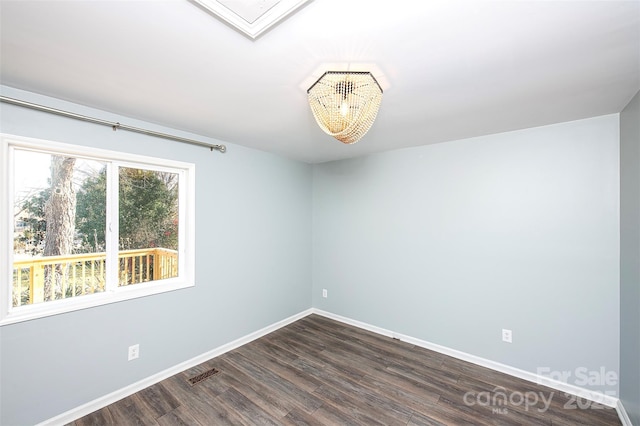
[307,71,383,144]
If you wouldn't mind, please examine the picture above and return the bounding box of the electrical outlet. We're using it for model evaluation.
[128,344,140,361]
[322,289,327,298]
[502,329,512,343]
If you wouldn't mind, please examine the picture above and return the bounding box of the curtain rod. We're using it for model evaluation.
[0,95,226,153]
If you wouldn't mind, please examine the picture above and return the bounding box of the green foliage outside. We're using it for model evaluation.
[15,187,49,255]
[17,166,179,255]
[75,167,107,252]
[117,168,178,251]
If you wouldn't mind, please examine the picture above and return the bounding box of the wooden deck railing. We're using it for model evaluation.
[12,248,178,307]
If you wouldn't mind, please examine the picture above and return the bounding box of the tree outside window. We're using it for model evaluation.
[4,135,194,324]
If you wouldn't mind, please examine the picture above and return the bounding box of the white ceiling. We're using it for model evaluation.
[1,0,638,163]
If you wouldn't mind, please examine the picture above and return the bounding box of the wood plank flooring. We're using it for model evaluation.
[71,315,621,425]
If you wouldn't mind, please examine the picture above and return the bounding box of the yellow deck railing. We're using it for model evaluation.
[12,248,178,307]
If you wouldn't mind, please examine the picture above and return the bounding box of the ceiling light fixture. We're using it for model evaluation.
[307,71,383,144]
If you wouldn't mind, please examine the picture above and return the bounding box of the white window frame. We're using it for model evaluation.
[0,133,196,325]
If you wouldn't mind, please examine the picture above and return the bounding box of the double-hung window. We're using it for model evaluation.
[1,134,195,325]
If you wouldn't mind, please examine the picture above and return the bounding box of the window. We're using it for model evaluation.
[1,134,195,325]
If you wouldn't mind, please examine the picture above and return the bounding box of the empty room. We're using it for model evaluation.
[0,1,639,425]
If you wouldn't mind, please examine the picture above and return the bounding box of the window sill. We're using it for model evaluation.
[0,279,194,326]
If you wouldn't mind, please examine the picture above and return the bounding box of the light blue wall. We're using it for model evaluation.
[0,84,628,424]
[0,86,313,425]
[313,115,621,394]
[620,90,640,425]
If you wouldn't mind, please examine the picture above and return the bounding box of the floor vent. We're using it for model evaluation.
[188,368,220,386]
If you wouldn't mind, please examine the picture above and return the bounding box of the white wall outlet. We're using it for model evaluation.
[322,289,327,298]
[128,344,140,361]
[502,329,513,343]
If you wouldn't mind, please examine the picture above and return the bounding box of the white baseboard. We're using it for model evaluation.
[40,307,626,426]
[617,399,634,426]
[312,309,620,409]
[38,308,313,426]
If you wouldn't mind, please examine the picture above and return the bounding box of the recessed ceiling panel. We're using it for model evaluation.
[217,0,280,24]
[191,0,311,39]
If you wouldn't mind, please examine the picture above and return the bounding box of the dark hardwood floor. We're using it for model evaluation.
[71,315,621,425]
